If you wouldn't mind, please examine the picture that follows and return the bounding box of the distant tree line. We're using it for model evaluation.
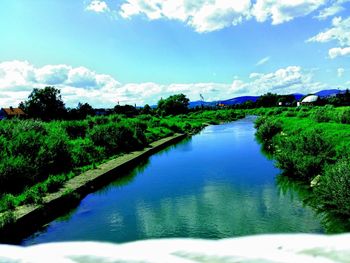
[16,86,350,121]
[17,86,191,121]
[227,91,350,109]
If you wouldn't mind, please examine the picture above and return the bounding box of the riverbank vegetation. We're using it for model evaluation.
[253,105,350,230]
[0,91,245,214]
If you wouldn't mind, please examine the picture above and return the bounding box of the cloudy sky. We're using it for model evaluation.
[0,0,349,107]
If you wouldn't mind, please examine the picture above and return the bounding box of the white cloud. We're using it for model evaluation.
[329,46,350,58]
[117,0,329,32]
[255,56,270,66]
[83,0,350,33]
[337,67,345,77]
[0,61,333,107]
[0,61,36,91]
[35,64,70,85]
[252,0,326,25]
[119,0,251,33]
[308,16,350,46]
[230,66,325,95]
[308,16,350,58]
[0,61,121,108]
[86,0,110,13]
[316,5,344,19]
[67,67,98,88]
[315,4,343,20]
[315,0,350,20]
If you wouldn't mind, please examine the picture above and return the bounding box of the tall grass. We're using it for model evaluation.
[254,106,350,218]
[0,109,245,212]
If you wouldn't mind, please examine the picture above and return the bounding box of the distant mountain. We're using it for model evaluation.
[219,96,260,105]
[185,89,346,109]
[292,93,304,101]
[189,100,217,108]
[314,89,343,97]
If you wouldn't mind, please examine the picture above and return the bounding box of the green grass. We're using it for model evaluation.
[0,109,245,213]
[252,106,350,219]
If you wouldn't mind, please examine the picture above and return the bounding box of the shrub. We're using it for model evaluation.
[0,194,17,210]
[46,174,66,192]
[36,127,72,179]
[311,105,335,123]
[340,109,350,124]
[315,159,350,217]
[255,117,282,142]
[62,121,88,139]
[23,187,44,205]
[275,129,336,180]
[0,156,34,193]
[254,116,267,129]
[70,138,105,167]
[284,111,296,117]
[88,123,141,154]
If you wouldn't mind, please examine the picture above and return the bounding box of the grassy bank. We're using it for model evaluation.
[253,106,350,227]
[0,109,245,214]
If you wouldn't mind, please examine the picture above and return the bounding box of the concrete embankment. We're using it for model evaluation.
[0,133,187,243]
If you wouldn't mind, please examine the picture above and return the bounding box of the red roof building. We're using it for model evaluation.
[0,107,26,119]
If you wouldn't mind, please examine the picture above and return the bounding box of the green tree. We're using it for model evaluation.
[19,86,67,121]
[76,102,95,119]
[157,94,189,116]
[113,104,139,117]
[256,93,279,107]
[141,104,152,115]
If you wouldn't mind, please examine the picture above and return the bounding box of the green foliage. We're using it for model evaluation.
[62,121,88,139]
[88,123,142,154]
[0,108,245,211]
[311,105,335,123]
[113,104,139,117]
[255,117,282,142]
[157,94,189,116]
[340,109,350,124]
[275,129,336,180]
[141,104,152,115]
[256,93,279,107]
[0,211,15,228]
[315,159,350,217]
[0,194,16,210]
[70,138,105,167]
[19,86,67,121]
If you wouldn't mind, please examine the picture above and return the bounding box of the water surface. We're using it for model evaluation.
[22,117,323,245]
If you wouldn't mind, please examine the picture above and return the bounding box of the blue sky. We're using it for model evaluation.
[0,0,349,107]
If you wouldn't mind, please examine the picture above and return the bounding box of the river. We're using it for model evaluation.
[21,116,323,245]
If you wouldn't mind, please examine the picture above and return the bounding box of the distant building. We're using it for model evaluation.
[0,107,26,120]
[298,95,319,106]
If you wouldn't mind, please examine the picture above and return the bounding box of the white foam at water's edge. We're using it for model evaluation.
[1,234,350,262]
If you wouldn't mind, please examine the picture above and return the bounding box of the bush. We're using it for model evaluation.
[275,129,336,180]
[62,121,88,139]
[284,111,296,117]
[311,105,335,123]
[88,123,141,154]
[254,116,267,129]
[0,194,17,211]
[255,117,282,142]
[36,127,72,179]
[340,109,350,124]
[315,159,350,217]
[0,156,34,193]
[45,174,67,192]
[70,138,105,167]
[23,187,44,205]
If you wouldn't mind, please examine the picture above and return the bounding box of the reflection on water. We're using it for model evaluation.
[21,117,324,246]
[276,174,350,233]
[135,181,322,239]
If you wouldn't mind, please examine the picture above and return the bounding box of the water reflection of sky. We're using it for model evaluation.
[22,117,323,246]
